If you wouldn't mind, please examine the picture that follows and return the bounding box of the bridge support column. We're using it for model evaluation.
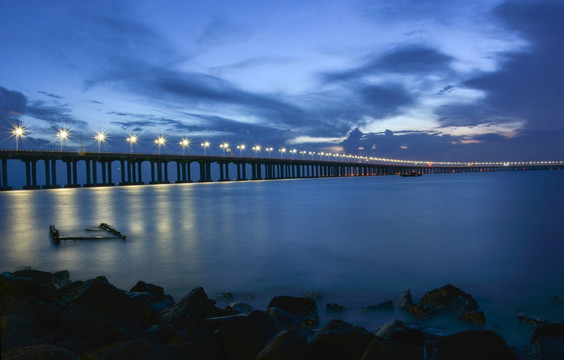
[0,158,11,190]
[23,160,40,190]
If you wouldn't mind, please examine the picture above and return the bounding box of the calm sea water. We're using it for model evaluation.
[1,170,563,345]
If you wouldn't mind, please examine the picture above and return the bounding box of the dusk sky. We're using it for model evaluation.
[1,0,563,161]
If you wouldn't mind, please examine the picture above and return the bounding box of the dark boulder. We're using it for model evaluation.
[1,315,44,352]
[204,313,247,332]
[56,337,97,355]
[256,327,308,360]
[216,310,279,360]
[158,287,209,327]
[57,281,84,300]
[530,323,564,360]
[227,301,253,314]
[397,289,413,311]
[141,322,177,344]
[0,274,54,302]
[13,269,56,287]
[326,303,345,314]
[374,320,424,358]
[361,337,421,360]
[0,296,36,320]
[71,278,137,319]
[81,339,161,360]
[268,295,319,328]
[58,305,132,347]
[28,299,64,336]
[419,284,478,314]
[1,344,79,360]
[53,270,72,288]
[306,319,374,360]
[266,307,303,331]
[437,330,518,360]
[130,281,166,301]
[167,324,223,360]
[460,310,486,327]
[364,301,394,313]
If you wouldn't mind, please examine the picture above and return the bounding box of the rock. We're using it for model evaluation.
[216,310,279,360]
[530,323,564,360]
[518,312,549,327]
[228,301,254,314]
[326,303,345,314]
[364,301,394,312]
[375,320,405,338]
[56,337,97,355]
[437,330,518,360]
[361,337,420,360]
[306,319,374,360]
[397,289,413,311]
[407,303,433,318]
[1,315,44,352]
[203,314,247,332]
[308,291,322,300]
[58,305,133,347]
[256,327,309,360]
[53,270,72,288]
[217,291,234,301]
[57,281,84,300]
[0,296,36,320]
[1,344,79,360]
[141,322,177,343]
[268,295,319,328]
[460,310,486,327]
[167,324,222,359]
[81,339,162,360]
[13,269,56,287]
[373,320,424,358]
[158,287,209,328]
[419,284,479,314]
[130,281,166,301]
[29,299,64,336]
[71,278,137,319]
[0,274,54,302]
[266,307,303,331]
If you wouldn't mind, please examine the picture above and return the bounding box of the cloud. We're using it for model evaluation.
[195,17,253,48]
[26,100,87,127]
[38,91,63,100]
[0,86,26,126]
[322,45,454,83]
[463,1,564,132]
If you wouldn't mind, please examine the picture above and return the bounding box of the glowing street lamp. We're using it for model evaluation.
[154,136,166,154]
[300,150,306,159]
[266,147,273,158]
[220,142,229,156]
[290,149,297,159]
[236,144,246,157]
[201,141,210,156]
[279,147,286,158]
[126,134,138,153]
[56,128,70,151]
[11,124,26,151]
[309,151,315,159]
[179,138,190,156]
[252,145,261,157]
[94,131,107,152]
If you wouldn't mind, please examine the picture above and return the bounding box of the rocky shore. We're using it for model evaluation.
[1,269,563,359]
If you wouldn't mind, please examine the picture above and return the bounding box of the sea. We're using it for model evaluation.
[1,170,563,347]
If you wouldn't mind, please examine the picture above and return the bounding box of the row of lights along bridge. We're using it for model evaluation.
[9,124,564,167]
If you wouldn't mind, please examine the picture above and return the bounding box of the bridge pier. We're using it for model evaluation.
[198,160,212,182]
[64,160,80,188]
[218,162,230,182]
[0,158,12,190]
[149,160,169,184]
[175,160,193,183]
[23,159,40,190]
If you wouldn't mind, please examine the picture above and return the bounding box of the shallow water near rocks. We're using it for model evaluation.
[1,170,563,346]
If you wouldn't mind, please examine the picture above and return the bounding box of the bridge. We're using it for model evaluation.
[0,149,562,190]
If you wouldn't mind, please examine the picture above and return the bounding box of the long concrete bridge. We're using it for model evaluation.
[0,149,562,190]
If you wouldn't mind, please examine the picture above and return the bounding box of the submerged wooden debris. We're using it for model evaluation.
[49,223,126,244]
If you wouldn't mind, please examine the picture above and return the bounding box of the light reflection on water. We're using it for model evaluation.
[0,171,563,346]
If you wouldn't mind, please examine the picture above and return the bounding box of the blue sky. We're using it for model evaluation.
[0,0,563,161]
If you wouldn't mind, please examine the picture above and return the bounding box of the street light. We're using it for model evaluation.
[220,142,229,156]
[279,147,286,158]
[266,147,273,158]
[94,131,107,152]
[126,134,138,153]
[56,128,70,151]
[154,136,166,154]
[300,150,306,159]
[11,124,26,151]
[290,149,297,159]
[179,138,190,156]
[201,141,210,156]
[236,144,246,157]
[252,145,261,157]
[309,151,315,159]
